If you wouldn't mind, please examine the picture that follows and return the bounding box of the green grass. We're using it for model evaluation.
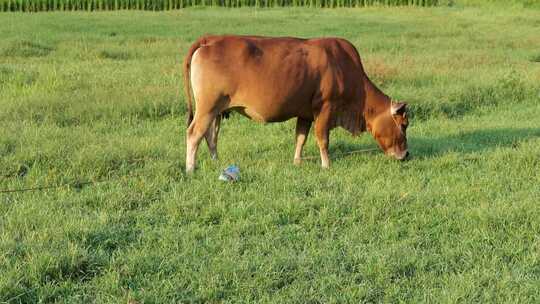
[1,7,540,303]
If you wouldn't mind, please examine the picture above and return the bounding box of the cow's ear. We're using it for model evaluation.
[391,102,407,116]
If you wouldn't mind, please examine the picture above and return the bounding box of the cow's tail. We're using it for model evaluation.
[183,37,206,126]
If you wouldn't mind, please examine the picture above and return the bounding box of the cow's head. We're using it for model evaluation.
[367,102,409,160]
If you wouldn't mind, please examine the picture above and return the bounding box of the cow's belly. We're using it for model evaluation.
[230,106,285,123]
[227,74,315,123]
[229,94,314,123]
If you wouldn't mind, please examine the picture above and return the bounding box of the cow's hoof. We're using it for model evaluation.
[293,158,302,165]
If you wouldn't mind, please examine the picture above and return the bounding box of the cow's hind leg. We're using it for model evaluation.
[204,115,221,160]
[294,118,312,165]
[186,112,216,173]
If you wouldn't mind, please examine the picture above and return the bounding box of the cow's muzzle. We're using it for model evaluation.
[395,150,410,161]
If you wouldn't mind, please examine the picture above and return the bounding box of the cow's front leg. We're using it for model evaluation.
[294,118,312,165]
[314,103,331,169]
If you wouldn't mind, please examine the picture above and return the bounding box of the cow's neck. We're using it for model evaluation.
[363,78,391,125]
[334,77,390,136]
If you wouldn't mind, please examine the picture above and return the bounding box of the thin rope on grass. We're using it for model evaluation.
[0,171,151,194]
[1,148,379,194]
[0,157,153,194]
[301,147,379,160]
[0,180,102,194]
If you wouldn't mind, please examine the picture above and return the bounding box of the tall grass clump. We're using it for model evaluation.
[0,0,440,11]
[454,0,540,8]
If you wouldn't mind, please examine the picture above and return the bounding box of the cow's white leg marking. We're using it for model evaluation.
[294,118,312,165]
[314,103,331,169]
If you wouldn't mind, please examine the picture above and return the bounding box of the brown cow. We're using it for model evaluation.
[183,35,409,173]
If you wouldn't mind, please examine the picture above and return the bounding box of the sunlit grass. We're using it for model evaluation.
[1,7,539,303]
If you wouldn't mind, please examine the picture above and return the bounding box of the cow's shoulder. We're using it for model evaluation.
[308,37,362,65]
[306,38,366,102]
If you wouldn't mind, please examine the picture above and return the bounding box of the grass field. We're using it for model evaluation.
[1,6,540,303]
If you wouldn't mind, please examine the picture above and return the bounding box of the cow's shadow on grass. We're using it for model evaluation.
[412,128,540,159]
[329,128,540,161]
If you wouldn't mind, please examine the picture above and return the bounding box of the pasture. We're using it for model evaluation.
[1,6,540,303]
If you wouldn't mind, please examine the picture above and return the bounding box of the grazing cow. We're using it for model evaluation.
[183,35,409,172]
